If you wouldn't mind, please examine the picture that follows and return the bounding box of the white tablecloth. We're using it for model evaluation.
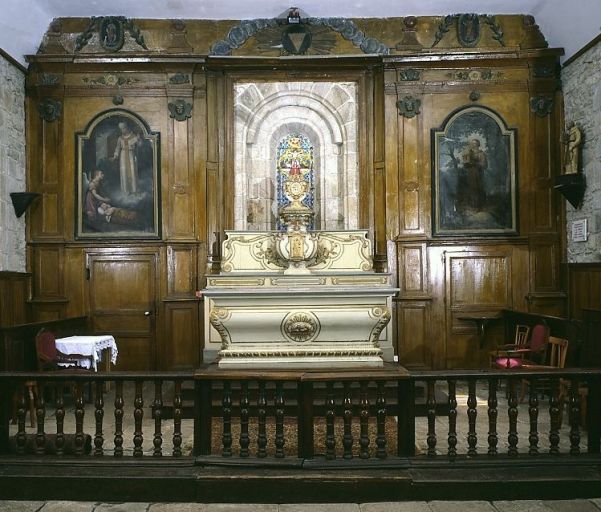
[55,335,118,371]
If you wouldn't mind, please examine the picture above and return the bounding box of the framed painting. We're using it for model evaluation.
[76,109,161,239]
[432,105,517,236]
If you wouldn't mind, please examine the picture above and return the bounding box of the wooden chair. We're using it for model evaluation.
[519,336,569,402]
[489,324,530,366]
[492,323,548,369]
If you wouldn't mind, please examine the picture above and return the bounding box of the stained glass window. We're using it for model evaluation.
[276,134,315,230]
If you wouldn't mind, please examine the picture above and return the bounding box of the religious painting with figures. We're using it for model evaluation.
[76,109,160,239]
[431,106,517,236]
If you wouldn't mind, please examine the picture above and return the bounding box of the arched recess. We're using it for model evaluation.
[233,82,358,231]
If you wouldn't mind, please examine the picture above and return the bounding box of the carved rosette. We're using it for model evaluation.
[281,311,321,343]
[368,307,391,347]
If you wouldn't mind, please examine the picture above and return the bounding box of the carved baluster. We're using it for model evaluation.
[569,378,581,455]
[74,382,85,456]
[376,381,387,459]
[153,380,163,457]
[275,382,285,458]
[133,380,144,457]
[94,380,104,456]
[240,381,250,457]
[528,378,539,455]
[359,381,370,459]
[173,380,183,457]
[325,382,336,460]
[257,382,267,458]
[55,383,65,456]
[16,384,26,455]
[507,378,518,456]
[467,380,477,455]
[549,379,561,455]
[114,380,124,457]
[427,380,437,457]
[448,379,457,459]
[222,381,232,457]
[343,381,353,459]
[34,382,46,456]
[487,378,498,456]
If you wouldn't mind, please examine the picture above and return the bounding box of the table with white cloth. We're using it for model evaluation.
[55,335,118,371]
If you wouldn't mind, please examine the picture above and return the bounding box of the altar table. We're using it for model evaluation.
[55,335,118,371]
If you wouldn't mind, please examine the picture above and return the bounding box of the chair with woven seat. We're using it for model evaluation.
[492,323,549,369]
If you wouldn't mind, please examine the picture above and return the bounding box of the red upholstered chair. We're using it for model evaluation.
[34,329,91,370]
[492,323,550,369]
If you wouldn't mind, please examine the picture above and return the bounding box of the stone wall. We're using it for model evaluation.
[562,39,601,262]
[0,54,26,271]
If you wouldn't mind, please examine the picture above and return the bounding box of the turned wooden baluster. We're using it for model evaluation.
[34,383,46,456]
[257,382,267,458]
[507,378,518,456]
[275,382,285,458]
[55,384,65,457]
[569,378,581,455]
[426,380,437,457]
[487,378,498,456]
[376,381,387,459]
[94,380,104,456]
[114,380,124,457]
[325,381,336,460]
[448,379,457,459]
[359,381,370,459]
[528,378,539,455]
[173,380,183,457]
[133,381,144,457]
[16,385,26,455]
[467,380,477,456]
[153,380,163,457]
[240,381,250,457]
[222,381,232,457]
[343,381,353,459]
[74,382,85,456]
[549,379,561,455]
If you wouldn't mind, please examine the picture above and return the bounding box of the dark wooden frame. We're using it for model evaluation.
[431,105,518,237]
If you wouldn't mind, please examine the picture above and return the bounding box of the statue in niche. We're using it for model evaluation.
[563,122,582,174]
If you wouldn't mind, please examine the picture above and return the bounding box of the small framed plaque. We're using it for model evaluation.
[571,219,588,242]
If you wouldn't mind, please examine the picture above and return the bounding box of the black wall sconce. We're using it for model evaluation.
[554,173,586,209]
[10,192,40,218]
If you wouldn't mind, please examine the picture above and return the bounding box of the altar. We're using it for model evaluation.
[202,229,398,368]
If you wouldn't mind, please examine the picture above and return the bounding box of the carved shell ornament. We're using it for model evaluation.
[281,311,321,343]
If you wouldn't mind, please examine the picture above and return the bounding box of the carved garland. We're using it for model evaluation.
[210,17,389,56]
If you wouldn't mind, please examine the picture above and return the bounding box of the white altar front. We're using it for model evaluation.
[202,230,398,368]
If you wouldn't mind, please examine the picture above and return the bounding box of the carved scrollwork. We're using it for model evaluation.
[368,307,391,347]
[209,308,232,348]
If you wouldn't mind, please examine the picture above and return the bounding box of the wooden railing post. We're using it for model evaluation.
[397,378,415,457]
[194,378,212,456]
[0,380,10,454]
[298,379,314,459]
[587,377,601,454]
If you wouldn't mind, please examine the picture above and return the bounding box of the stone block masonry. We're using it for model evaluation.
[0,53,26,271]
[562,39,601,262]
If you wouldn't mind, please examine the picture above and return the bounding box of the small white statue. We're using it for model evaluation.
[563,122,582,174]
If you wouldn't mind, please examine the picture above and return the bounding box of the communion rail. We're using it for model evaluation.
[0,366,600,462]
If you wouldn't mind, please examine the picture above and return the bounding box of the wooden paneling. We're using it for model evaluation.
[0,272,30,327]
[568,263,601,319]
[163,301,200,370]
[397,301,431,369]
[166,244,197,298]
[32,245,64,299]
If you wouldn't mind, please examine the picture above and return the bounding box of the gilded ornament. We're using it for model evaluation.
[281,311,320,343]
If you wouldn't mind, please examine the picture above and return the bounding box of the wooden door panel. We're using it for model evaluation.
[88,253,157,370]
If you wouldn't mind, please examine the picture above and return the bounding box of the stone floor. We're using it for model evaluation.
[1,500,601,511]
[8,380,586,457]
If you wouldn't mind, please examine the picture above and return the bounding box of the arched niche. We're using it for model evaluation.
[233,81,358,231]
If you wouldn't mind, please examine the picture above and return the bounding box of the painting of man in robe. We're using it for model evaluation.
[76,110,160,239]
[432,106,517,236]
